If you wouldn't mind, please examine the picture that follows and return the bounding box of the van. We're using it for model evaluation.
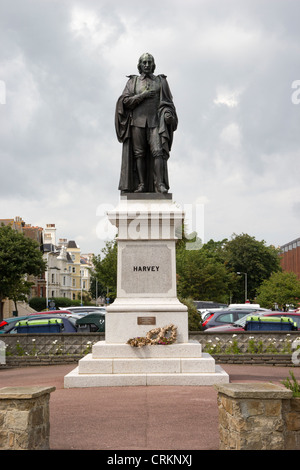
[228,303,260,309]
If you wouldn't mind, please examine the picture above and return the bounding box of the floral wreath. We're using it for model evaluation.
[127,324,177,348]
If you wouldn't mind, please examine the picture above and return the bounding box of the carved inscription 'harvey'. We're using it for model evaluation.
[120,243,173,295]
[133,266,159,272]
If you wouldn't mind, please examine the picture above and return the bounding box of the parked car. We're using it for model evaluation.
[198,308,221,320]
[76,312,105,332]
[201,307,270,330]
[244,315,297,331]
[0,315,34,334]
[204,311,300,332]
[36,310,74,315]
[265,312,300,329]
[60,306,106,315]
[0,313,79,334]
[228,303,261,309]
[0,309,79,333]
[12,314,78,333]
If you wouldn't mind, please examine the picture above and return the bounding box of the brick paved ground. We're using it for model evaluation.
[1,363,299,450]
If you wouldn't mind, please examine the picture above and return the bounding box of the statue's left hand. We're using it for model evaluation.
[164,112,174,124]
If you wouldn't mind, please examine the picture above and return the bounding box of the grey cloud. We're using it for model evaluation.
[1,0,300,252]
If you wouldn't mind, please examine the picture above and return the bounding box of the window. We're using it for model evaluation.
[284,315,300,328]
[236,312,249,320]
[216,313,234,323]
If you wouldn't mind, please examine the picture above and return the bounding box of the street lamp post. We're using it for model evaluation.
[237,271,248,303]
[80,269,83,306]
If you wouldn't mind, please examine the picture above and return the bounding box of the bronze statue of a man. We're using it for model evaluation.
[115,53,178,194]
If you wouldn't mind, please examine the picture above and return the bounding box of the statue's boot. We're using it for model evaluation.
[134,157,145,192]
[134,183,145,193]
[157,183,168,193]
[154,156,168,193]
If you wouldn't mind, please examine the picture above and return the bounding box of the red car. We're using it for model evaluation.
[204,311,300,332]
[201,308,269,330]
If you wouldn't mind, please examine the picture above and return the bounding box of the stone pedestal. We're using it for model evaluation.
[105,193,188,344]
[64,194,229,387]
[215,383,294,450]
[0,386,55,450]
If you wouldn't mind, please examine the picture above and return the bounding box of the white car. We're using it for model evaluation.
[59,306,106,315]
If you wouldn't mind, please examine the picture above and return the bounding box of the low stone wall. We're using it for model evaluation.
[0,386,55,450]
[3,354,83,368]
[283,396,300,449]
[213,354,296,366]
[1,332,104,357]
[215,383,300,450]
[191,330,300,354]
[2,353,298,368]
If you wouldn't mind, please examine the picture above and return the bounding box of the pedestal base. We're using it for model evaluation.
[64,341,229,388]
[105,297,188,343]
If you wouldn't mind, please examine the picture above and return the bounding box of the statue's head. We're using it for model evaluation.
[137,53,156,74]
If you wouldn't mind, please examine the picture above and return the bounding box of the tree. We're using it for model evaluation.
[6,278,33,314]
[91,239,118,302]
[223,233,281,302]
[0,224,46,320]
[176,238,231,303]
[256,271,300,310]
[179,297,201,330]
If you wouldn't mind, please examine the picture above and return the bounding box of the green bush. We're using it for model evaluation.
[179,297,201,331]
[281,371,300,397]
[29,297,48,311]
[29,297,88,312]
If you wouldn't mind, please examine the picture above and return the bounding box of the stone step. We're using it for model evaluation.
[64,365,229,388]
[92,341,202,359]
[78,354,216,374]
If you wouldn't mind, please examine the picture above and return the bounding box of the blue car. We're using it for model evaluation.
[0,314,77,334]
[0,315,34,334]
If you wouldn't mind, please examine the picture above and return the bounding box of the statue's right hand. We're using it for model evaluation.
[142,89,156,99]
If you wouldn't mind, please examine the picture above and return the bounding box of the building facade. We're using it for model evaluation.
[43,245,73,302]
[43,226,93,304]
[66,240,82,301]
[280,238,300,279]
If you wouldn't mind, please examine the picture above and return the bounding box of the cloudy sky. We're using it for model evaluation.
[1,0,300,255]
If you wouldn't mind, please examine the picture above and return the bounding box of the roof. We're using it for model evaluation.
[67,240,78,248]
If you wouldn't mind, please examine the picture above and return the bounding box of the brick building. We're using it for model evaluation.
[280,237,300,279]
